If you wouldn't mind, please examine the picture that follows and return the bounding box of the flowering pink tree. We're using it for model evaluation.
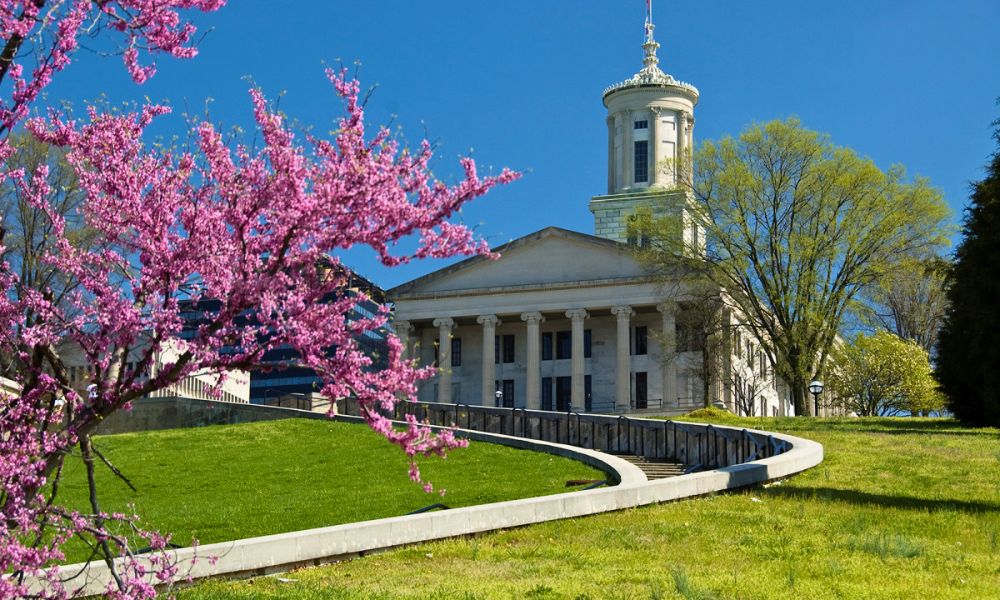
[0,2,515,597]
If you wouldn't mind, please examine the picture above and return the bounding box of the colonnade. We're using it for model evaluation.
[394,302,679,413]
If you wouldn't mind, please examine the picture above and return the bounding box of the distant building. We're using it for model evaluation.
[177,270,388,405]
[60,337,251,404]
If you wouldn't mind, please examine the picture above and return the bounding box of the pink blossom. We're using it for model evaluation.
[2,69,514,598]
[0,3,517,596]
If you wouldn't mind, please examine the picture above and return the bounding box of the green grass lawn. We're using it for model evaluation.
[183,416,1000,600]
[55,418,604,563]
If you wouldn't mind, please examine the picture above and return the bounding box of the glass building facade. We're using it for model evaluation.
[177,271,389,405]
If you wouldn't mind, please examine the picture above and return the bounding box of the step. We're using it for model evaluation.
[614,454,687,480]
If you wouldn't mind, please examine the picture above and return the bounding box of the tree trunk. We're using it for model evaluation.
[791,380,809,416]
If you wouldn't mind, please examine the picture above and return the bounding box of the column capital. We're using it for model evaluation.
[656,301,677,314]
[476,314,501,327]
[394,320,412,334]
[611,305,635,319]
[565,308,589,321]
[432,317,455,330]
[520,311,545,325]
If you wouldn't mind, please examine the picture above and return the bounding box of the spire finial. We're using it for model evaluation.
[603,0,699,100]
[643,0,660,70]
[645,0,655,43]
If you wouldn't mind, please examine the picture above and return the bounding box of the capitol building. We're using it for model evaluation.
[390,21,792,418]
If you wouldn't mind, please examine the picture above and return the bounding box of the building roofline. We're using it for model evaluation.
[387,227,629,298]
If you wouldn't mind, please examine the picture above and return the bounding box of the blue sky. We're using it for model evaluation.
[44,1,1000,289]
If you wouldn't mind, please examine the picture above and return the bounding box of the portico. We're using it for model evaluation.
[389,227,704,415]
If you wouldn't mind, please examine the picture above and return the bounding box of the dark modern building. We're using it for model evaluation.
[177,270,389,405]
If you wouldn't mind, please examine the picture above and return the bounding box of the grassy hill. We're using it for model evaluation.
[184,416,1000,600]
[55,418,604,564]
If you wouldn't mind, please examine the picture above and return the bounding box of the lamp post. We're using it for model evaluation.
[808,380,824,417]
[495,389,503,408]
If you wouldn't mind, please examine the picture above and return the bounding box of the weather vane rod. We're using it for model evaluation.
[645,0,654,43]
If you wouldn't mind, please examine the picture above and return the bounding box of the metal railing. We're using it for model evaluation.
[338,398,789,472]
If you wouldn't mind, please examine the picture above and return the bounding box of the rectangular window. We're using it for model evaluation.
[555,376,572,412]
[502,334,515,363]
[541,377,553,411]
[495,335,500,364]
[451,338,462,367]
[556,331,572,359]
[634,325,648,355]
[635,372,648,409]
[502,379,514,408]
[634,140,649,183]
[542,332,553,361]
[676,312,705,352]
[584,329,592,358]
[634,120,648,129]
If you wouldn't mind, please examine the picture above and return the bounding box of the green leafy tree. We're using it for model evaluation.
[936,117,1000,426]
[0,133,96,378]
[830,331,943,416]
[859,255,949,356]
[634,118,950,416]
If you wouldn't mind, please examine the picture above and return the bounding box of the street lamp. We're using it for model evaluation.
[495,389,503,408]
[808,380,824,417]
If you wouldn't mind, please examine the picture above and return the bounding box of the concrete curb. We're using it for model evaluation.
[40,419,822,597]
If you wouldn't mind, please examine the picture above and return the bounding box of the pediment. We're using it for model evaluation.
[390,227,648,297]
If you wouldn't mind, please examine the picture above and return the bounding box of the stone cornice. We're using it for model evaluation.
[603,76,699,102]
[389,274,659,302]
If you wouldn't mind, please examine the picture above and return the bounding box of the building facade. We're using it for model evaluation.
[390,21,793,417]
[174,271,389,404]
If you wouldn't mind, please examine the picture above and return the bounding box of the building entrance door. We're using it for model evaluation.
[555,376,571,412]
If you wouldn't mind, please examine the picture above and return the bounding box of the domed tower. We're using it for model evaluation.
[590,11,700,245]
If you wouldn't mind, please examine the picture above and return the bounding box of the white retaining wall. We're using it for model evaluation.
[33,412,822,597]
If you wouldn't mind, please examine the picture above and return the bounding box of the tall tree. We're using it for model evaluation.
[859,255,949,356]
[0,134,97,343]
[634,118,950,416]
[936,118,1000,427]
[0,3,517,598]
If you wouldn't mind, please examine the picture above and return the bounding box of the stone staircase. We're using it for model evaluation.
[615,455,688,480]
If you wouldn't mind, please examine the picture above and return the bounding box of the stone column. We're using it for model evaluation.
[687,115,695,184]
[712,308,732,409]
[521,312,545,410]
[433,318,455,404]
[657,302,678,407]
[394,320,412,361]
[623,110,634,189]
[611,305,635,412]
[476,315,500,407]
[607,116,615,194]
[677,111,688,186]
[649,108,660,186]
[565,309,589,411]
